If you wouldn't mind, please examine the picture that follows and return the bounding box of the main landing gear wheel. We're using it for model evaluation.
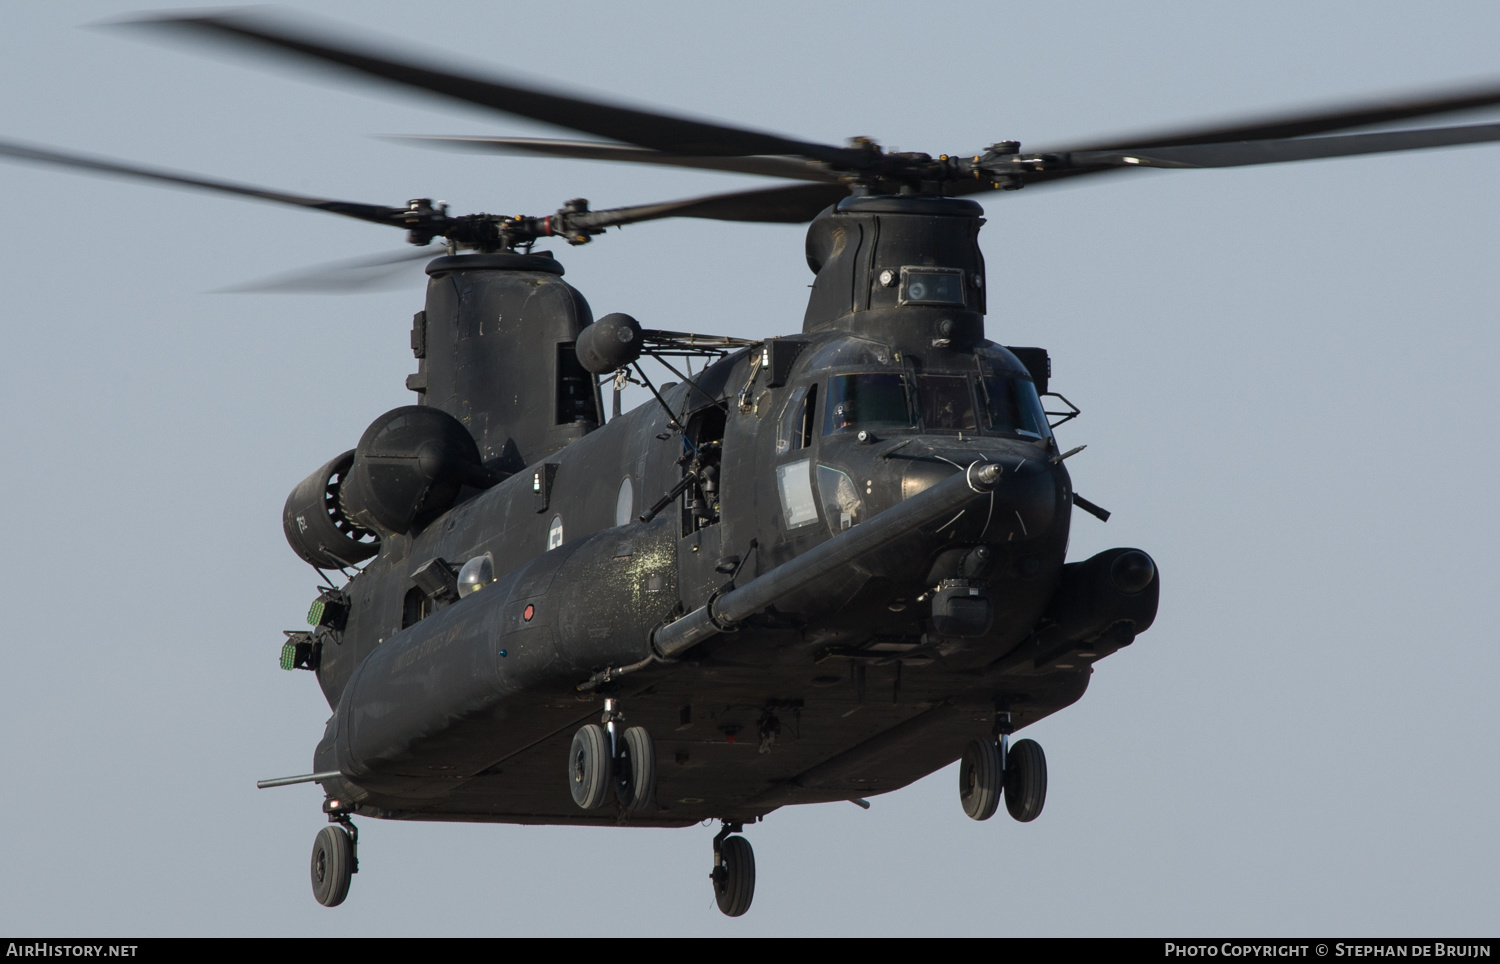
[569,722,613,810]
[570,699,659,812]
[1005,738,1047,823]
[959,737,1002,821]
[617,725,657,812]
[712,831,755,917]
[310,824,354,907]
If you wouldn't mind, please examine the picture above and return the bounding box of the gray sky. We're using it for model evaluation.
[0,0,1496,937]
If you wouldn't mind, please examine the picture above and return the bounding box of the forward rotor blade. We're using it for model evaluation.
[137,11,860,166]
[1068,121,1500,170]
[582,182,851,229]
[0,137,410,228]
[1055,79,1500,152]
[218,246,437,294]
[386,135,840,183]
[948,78,1500,195]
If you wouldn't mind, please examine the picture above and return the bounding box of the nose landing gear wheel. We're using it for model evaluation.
[310,825,354,907]
[958,737,1002,821]
[1004,738,1047,822]
[569,722,613,810]
[712,833,755,917]
[617,725,657,812]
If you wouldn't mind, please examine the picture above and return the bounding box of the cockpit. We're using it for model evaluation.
[822,369,1051,440]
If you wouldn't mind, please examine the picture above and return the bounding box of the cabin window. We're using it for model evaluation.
[681,407,725,536]
[547,515,564,550]
[401,585,430,628]
[823,373,915,436]
[615,477,634,527]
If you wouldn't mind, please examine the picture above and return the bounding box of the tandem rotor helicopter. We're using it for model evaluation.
[9,10,1500,918]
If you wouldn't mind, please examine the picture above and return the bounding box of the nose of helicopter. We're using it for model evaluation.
[889,438,1061,543]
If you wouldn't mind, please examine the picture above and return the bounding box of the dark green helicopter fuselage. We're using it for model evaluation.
[291,196,1158,825]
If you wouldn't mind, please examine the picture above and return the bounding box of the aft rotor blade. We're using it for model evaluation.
[0,137,411,227]
[138,11,861,166]
[387,135,840,183]
[1068,121,1500,170]
[581,182,851,228]
[1055,79,1500,152]
[218,246,437,294]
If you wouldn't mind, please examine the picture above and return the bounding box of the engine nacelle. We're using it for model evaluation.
[339,406,493,535]
[1036,547,1159,649]
[283,450,380,570]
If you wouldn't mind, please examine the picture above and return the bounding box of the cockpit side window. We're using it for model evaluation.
[978,374,1052,439]
[776,384,819,455]
[799,384,818,449]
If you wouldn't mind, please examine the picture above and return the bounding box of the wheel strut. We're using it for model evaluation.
[996,710,1013,779]
[331,814,359,873]
[603,697,621,759]
[712,821,742,864]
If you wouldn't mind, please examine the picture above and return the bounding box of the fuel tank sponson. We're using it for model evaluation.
[316,517,679,796]
[652,461,1002,659]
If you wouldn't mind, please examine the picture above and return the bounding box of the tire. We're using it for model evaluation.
[958,738,1002,821]
[310,825,353,908]
[568,723,613,810]
[713,835,756,917]
[617,726,657,812]
[1004,738,1047,823]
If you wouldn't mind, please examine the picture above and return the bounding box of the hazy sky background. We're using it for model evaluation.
[0,0,1496,937]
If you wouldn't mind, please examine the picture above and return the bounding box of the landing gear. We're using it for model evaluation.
[1004,738,1047,822]
[959,738,1002,821]
[711,823,755,917]
[958,711,1048,823]
[569,723,613,809]
[310,818,357,907]
[568,698,657,811]
[617,724,657,812]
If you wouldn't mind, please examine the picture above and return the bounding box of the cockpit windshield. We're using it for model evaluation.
[824,370,1052,439]
[823,373,915,435]
[914,375,977,431]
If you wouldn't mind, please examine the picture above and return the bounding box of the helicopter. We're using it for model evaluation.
[8,11,1500,923]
